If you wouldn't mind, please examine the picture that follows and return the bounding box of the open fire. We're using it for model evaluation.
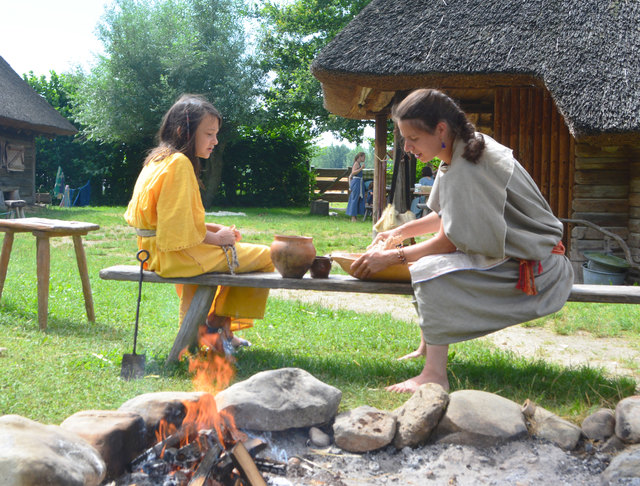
[112,327,286,486]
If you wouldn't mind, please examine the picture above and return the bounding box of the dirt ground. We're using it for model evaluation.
[270,288,640,387]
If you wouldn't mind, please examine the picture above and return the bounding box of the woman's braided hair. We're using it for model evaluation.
[391,89,485,163]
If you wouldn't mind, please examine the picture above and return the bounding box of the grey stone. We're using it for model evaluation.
[60,410,146,480]
[309,427,331,448]
[582,408,615,442]
[601,444,640,484]
[601,434,628,454]
[615,395,640,444]
[393,383,449,449]
[0,414,105,486]
[434,390,528,447]
[215,368,341,431]
[119,391,213,447]
[525,402,582,450]
[333,406,396,453]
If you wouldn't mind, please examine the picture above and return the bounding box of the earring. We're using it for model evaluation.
[441,141,446,149]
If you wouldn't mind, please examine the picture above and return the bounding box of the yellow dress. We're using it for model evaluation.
[124,152,274,330]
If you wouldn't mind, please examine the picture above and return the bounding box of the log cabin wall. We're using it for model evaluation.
[572,141,638,271]
[0,126,36,204]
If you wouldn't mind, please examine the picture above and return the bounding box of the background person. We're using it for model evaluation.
[346,152,366,222]
[125,94,274,353]
[351,89,573,393]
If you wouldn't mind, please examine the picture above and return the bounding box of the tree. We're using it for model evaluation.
[24,70,125,204]
[73,0,264,206]
[256,0,372,143]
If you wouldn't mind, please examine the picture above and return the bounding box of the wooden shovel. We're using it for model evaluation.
[120,249,149,380]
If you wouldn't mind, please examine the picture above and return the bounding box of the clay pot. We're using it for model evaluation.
[270,235,316,278]
[310,256,332,279]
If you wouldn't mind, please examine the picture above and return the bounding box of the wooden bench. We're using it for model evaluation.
[100,265,640,364]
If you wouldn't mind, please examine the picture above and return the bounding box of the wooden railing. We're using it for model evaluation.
[313,167,375,203]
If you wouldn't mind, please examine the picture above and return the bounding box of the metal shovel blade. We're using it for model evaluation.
[120,353,146,380]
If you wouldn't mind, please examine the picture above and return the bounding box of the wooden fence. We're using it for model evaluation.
[313,167,375,203]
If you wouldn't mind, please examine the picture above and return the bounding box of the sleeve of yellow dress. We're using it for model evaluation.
[156,154,207,252]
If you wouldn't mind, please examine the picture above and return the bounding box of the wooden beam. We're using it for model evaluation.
[373,113,388,223]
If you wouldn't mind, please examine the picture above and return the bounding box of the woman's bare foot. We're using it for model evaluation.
[397,344,427,361]
[385,372,449,393]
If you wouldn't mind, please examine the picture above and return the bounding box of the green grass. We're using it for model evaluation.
[0,206,637,425]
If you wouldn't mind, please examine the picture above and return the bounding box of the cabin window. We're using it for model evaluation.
[6,144,25,172]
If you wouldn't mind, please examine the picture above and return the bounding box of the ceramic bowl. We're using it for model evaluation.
[331,252,412,282]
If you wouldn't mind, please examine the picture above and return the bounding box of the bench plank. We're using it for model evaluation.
[100,265,640,304]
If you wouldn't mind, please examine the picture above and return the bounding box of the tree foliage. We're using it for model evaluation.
[24,71,125,204]
[220,124,314,206]
[73,0,264,205]
[256,0,373,142]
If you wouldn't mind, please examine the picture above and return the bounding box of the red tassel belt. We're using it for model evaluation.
[516,241,565,296]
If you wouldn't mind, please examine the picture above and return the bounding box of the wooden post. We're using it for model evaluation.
[373,112,388,222]
[35,234,50,331]
[0,232,14,300]
[72,235,96,323]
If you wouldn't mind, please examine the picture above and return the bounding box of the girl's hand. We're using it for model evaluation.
[229,225,242,242]
[215,228,236,246]
[350,249,395,280]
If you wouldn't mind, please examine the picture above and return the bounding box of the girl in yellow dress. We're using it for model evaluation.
[125,94,274,351]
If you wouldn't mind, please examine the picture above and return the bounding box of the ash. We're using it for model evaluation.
[255,429,628,486]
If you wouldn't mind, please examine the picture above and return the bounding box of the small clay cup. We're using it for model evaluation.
[310,256,332,279]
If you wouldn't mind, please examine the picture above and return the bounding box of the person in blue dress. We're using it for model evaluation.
[410,165,435,217]
[346,152,366,222]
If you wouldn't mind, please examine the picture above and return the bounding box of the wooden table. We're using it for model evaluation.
[0,218,100,330]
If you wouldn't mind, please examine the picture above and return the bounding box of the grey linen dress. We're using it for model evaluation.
[410,134,574,345]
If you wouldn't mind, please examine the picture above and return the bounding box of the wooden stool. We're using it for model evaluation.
[0,218,100,330]
[4,200,26,218]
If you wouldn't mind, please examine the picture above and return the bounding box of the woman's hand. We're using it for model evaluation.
[350,249,396,280]
[367,229,402,251]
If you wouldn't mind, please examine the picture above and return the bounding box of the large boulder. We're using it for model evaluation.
[615,395,640,444]
[333,406,396,453]
[119,391,212,447]
[522,400,582,450]
[434,390,528,446]
[61,410,146,480]
[601,444,640,484]
[393,383,449,449]
[215,368,342,431]
[0,414,105,486]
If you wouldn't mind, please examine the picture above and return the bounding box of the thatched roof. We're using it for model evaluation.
[311,0,640,138]
[0,56,77,136]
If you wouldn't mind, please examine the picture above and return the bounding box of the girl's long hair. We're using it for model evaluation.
[392,89,485,163]
[144,94,222,179]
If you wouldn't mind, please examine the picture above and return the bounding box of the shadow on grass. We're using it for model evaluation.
[222,346,635,409]
[0,300,131,342]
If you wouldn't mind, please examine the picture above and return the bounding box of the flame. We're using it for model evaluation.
[156,324,239,451]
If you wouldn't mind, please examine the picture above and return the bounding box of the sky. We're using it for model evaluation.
[1,0,110,77]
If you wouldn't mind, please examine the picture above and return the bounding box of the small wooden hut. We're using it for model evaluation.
[0,56,77,205]
[311,0,640,278]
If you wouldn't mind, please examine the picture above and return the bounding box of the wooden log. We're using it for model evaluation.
[229,441,267,486]
[573,185,628,199]
[188,443,223,486]
[571,199,628,213]
[574,171,629,185]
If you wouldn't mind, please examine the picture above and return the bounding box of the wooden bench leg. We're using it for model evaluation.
[166,285,217,363]
[72,235,95,323]
[0,232,14,301]
[36,235,50,331]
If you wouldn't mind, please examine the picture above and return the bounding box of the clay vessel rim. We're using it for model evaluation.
[274,234,313,240]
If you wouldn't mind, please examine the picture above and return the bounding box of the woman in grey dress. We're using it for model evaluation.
[351,89,573,393]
